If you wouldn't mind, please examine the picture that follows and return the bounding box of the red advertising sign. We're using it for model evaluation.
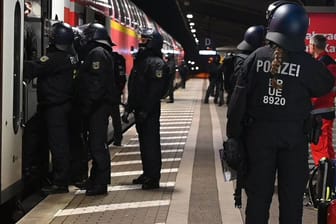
[306,12,336,59]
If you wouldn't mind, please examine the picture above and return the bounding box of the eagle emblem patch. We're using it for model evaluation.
[155,70,163,78]
[92,61,100,70]
[40,56,49,62]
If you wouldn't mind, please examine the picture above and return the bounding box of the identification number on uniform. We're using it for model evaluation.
[262,95,286,106]
[262,78,286,106]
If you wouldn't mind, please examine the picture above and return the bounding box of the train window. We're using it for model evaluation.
[25,0,41,19]
[121,0,132,26]
[131,3,141,29]
[111,0,120,21]
[13,2,22,133]
[128,2,137,29]
[116,0,125,24]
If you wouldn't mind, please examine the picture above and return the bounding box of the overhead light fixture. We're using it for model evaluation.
[199,50,217,55]
[186,14,193,19]
[191,29,196,33]
[189,22,195,26]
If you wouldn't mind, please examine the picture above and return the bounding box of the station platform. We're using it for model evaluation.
[17,78,318,224]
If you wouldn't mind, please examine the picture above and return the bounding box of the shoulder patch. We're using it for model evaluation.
[92,61,100,70]
[40,56,49,62]
[155,69,163,78]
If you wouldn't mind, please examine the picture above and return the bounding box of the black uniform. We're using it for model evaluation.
[227,46,334,224]
[178,62,189,89]
[110,52,126,145]
[223,53,248,104]
[24,46,78,187]
[127,49,167,185]
[77,42,119,186]
[166,56,176,103]
[204,60,221,103]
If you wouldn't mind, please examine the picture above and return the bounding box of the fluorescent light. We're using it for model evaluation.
[186,14,193,19]
[191,29,196,33]
[189,22,195,26]
[199,50,217,55]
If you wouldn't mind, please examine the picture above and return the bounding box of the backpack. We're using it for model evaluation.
[112,52,127,94]
[223,53,248,94]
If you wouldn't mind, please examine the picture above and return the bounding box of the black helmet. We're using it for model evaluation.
[265,2,308,51]
[139,28,163,52]
[49,22,75,53]
[237,25,265,51]
[82,23,115,47]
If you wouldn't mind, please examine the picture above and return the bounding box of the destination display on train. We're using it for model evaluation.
[306,12,336,59]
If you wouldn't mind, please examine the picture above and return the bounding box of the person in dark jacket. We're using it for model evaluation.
[223,25,265,104]
[226,2,335,223]
[110,51,126,146]
[165,53,176,103]
[204,54,221,104]
[24,22,78,194]
[76,23,119,196]
[178,60,189,89]
[123,28,168,190]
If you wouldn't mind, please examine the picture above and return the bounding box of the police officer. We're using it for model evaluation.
[76,23,119,196]
[111,51,126,146]
[178,60,189,89]
[123,28,168,189]
[224,25,265,104]
[24,22,78,194]
[165,53,176,103]
[204,54,221,104]
[226,2,334,223]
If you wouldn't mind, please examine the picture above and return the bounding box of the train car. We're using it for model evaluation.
[58,0,185,74]
[0,0,24,205]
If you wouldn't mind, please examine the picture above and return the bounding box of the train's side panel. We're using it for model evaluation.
[1,0,24,204]
[110,20,138,75]
[66,0,184,75]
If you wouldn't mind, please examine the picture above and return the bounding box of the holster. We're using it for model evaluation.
[306,115,323,145]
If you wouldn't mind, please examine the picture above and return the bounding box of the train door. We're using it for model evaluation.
[1,0,24,204]
[23,0,52,124]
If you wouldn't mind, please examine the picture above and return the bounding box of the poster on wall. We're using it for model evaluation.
[306,12,336,59]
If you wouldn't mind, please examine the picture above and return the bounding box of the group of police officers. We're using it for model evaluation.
[21,0,336,222]
[23,20,170,195]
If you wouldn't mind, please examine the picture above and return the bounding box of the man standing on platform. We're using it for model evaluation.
[123,28,168,189]
[309,34,336,165]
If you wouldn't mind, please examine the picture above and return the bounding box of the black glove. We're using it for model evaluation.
[121,111,129,123]
[222,138,245,171]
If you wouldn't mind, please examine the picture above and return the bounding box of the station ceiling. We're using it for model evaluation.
[130,0,332,61]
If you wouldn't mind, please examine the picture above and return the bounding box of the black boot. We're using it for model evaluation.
[132,174,147,184]
[142,177,160,190]
[85,185,108,196]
